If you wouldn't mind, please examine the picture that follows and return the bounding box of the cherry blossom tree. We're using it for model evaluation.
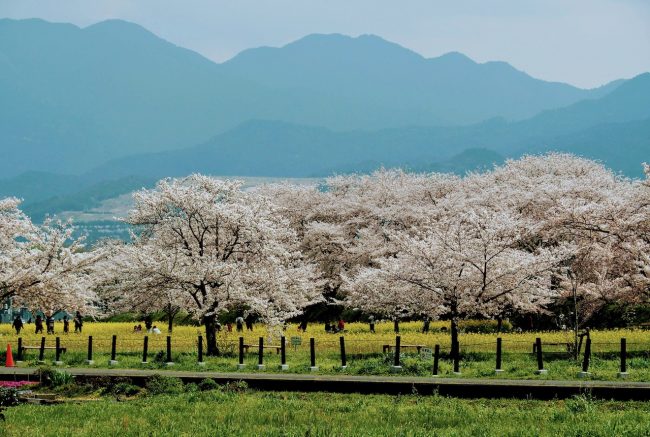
[102,175,321,355]
[262,169,458,322]
[345,195,570,353]
[0,197,98,312]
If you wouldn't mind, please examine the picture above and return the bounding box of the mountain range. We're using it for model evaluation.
[0,18,648,221]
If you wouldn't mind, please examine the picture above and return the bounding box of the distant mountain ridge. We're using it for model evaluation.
[0,18,629,177]
[89,72,650,180]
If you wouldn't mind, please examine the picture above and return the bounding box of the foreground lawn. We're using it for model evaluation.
[3,390,650,436]
[11,350,650,382]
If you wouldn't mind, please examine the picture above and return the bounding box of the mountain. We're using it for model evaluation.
[2,75,646,223]
[222,34,619,129]
[0,18,626,177]
[0,18,266,176]
[90,73,650,180]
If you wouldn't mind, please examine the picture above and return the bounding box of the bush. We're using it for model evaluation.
[109,382,141,397]
[145,375,183,395]
[0,388,19,421]
[41,368,74,388]
[565,394,595,414]
[223,381,248,393]
[198,379,219,391]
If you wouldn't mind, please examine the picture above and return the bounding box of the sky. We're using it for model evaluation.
[1,0,649,88]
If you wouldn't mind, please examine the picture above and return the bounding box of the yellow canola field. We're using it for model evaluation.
[1,321,648,355]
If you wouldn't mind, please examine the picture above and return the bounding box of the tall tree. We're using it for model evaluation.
[103,175,320,355]
[0,197,97,311]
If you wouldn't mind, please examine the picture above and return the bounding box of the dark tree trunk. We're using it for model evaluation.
[203,314,220,356]
[394,319,399,333]
[167,310,174,333]
[497,317,503,334]
[450,316,459,360]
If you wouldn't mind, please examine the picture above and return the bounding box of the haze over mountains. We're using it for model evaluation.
[0,18,648,221]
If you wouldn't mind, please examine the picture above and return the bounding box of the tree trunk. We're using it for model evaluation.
[496,317,502,334]
[203,314,220,356]
[167,310,174,333]
[450,316,459,360]
[573,284,579,360]
[394,319,399,333]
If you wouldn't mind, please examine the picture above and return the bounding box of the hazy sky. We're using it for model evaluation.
[2,0,648,88]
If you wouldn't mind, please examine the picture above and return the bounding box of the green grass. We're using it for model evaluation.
[3,389,650,436]
[16,349,650,382]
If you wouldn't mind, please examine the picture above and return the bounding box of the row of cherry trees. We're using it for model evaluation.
[2,154,649,354]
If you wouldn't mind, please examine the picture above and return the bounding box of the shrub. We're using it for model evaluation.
[223,381,248,393]
[109,382,141,397]
[0,388,19,421]
[198,378,219,391]
[145,375,183,395]
[41,368,74,388]
[565,394,595,414]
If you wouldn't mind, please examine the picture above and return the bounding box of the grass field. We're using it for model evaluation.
[2,321,650,381]
[2,389,650,436]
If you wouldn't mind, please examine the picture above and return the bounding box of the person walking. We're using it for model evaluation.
[46,314,55,334]
[12,315,23,334]
[74,311,83,333]
[422,316,430,333]
[35,315,44,334]
[337,319,345,332]
[63,316,70,334]
[235,315,244,333]
[368,315,375,333]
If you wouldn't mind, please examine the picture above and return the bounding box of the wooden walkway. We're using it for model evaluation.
[2,367,650,400]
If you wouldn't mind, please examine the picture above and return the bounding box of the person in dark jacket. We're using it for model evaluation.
[12,315,23,334]
[74,311,83,333]
[46,314,55,334]
[35,315,44,334]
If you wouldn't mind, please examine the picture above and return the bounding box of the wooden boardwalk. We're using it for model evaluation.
[2,367,650,400]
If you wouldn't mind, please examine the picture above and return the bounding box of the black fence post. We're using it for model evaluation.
[86,336,94,364]
[165,336,174,366]
[38,337,45,363]
[392,335,402,372]
[433,344,440,376]
[618,337,628,378]
[237,336,244,369]
[142,335,149,364]
[197,336,204,366]
[340,336,347,368]
[535,337,546,374]
[495,337,503,373]
[257,337,264,370]
[54,336,62,365]
[16,337,23,362]
[310,337,317,371]
[280,336,288,370]
[109,334,118,365]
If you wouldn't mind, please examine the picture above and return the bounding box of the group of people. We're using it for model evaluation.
[12,311,84,335]
[324,319,346,333]
[132,324,162,334]
[215,315,255,333]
